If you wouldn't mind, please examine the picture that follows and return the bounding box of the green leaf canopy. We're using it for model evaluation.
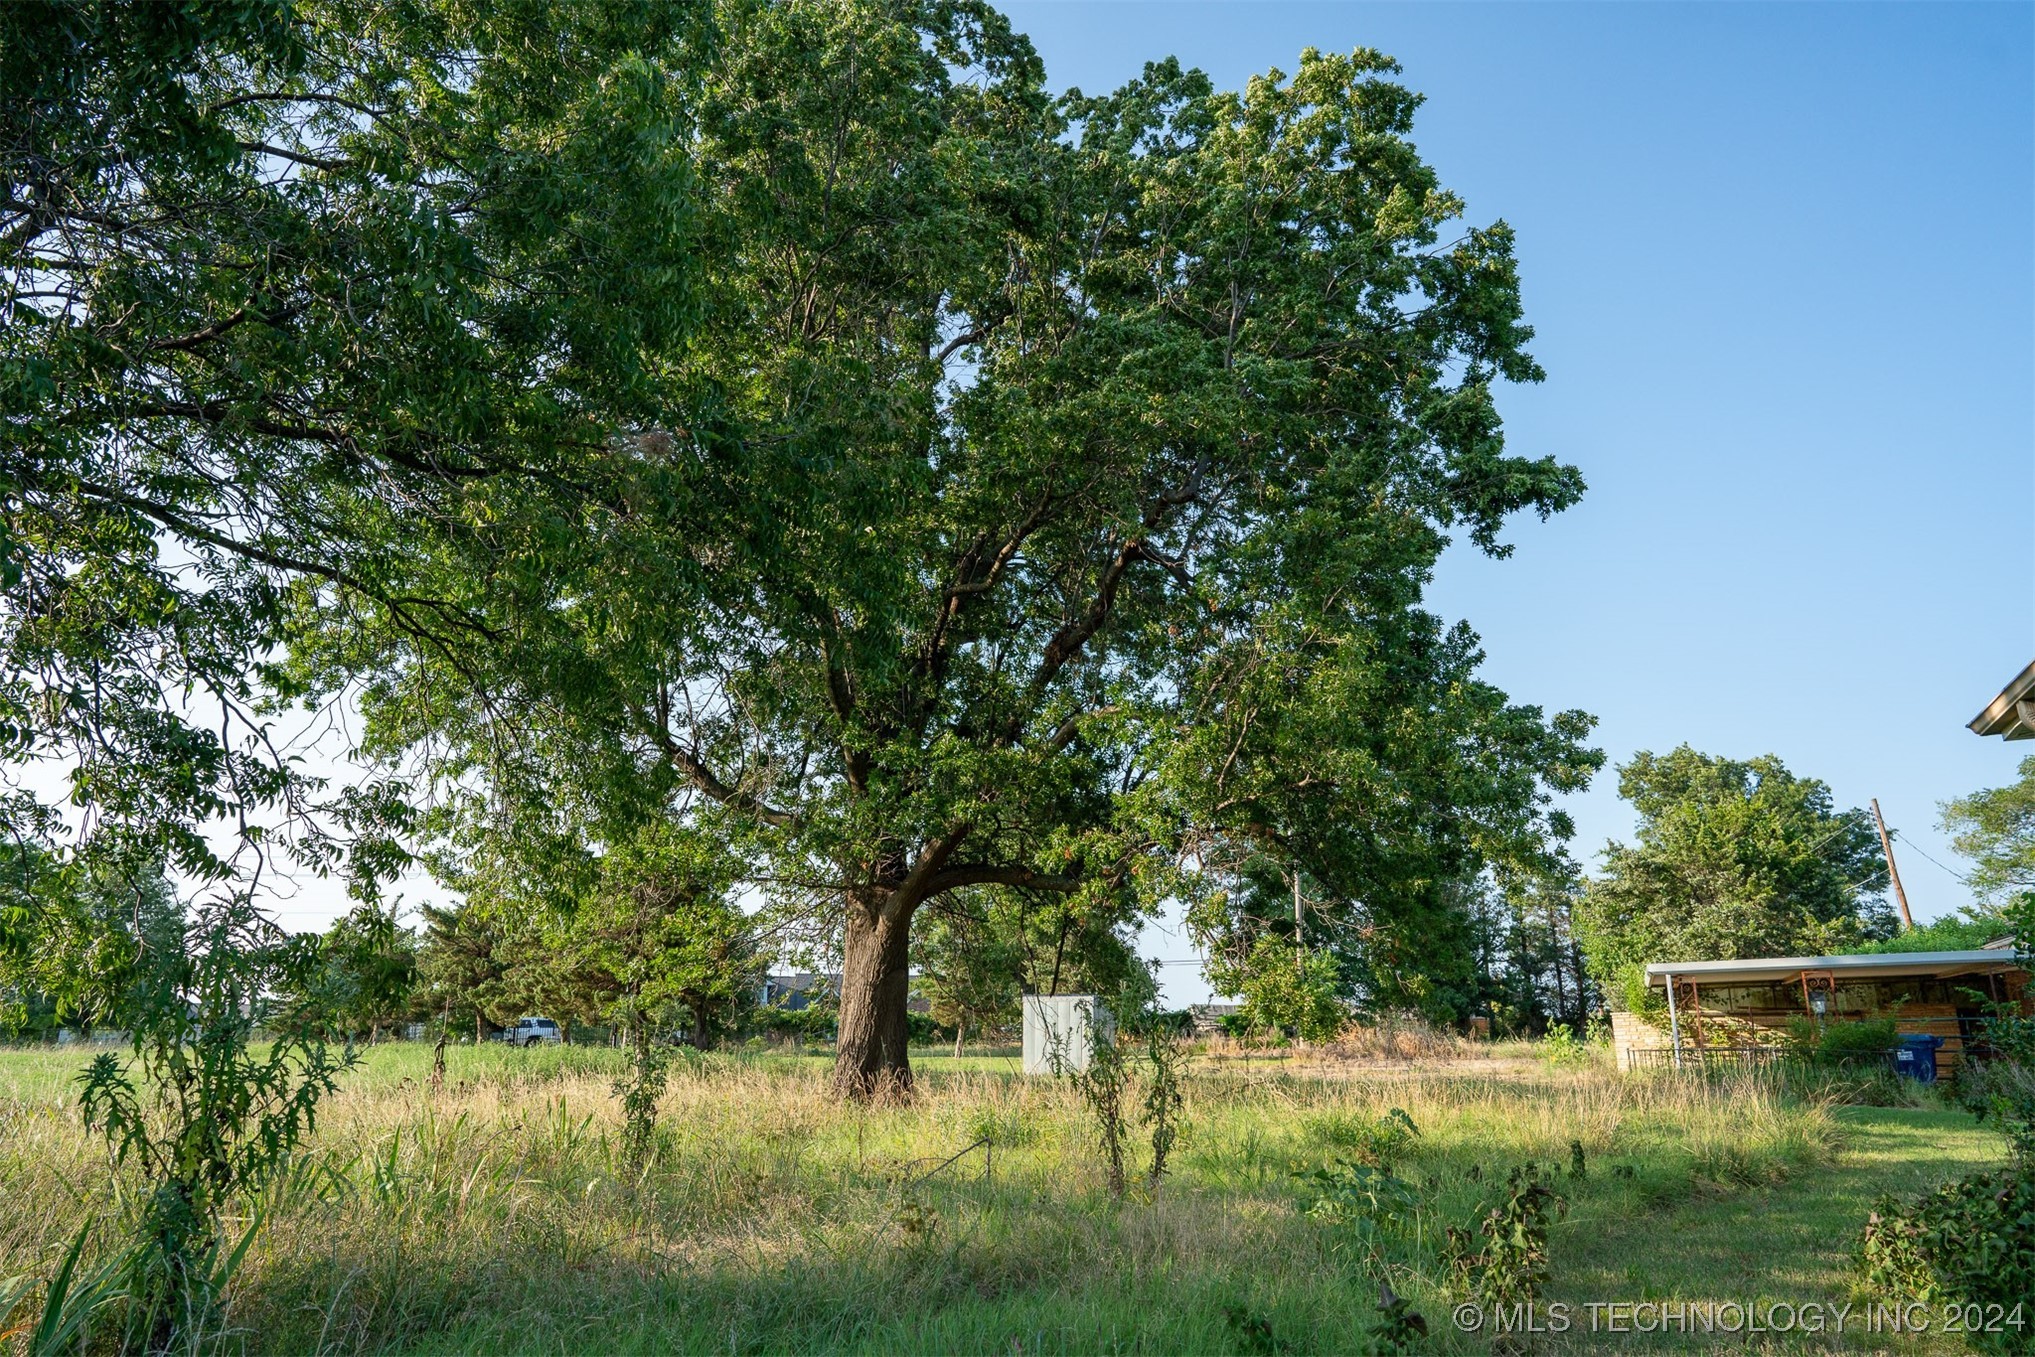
[306,2,1598,1095]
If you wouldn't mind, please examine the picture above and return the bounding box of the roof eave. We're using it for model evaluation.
[1644,949,2027,986]
[1970,659,2035,738]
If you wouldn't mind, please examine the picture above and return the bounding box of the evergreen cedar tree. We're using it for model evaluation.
[4,0,1598,1100]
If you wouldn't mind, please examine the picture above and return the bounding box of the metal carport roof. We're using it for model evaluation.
[1644,949,2023,987]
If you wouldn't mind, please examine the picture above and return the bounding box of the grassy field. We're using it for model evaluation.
[0,1041,2012,1355]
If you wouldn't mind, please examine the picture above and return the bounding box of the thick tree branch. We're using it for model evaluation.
[1043,704,1120,751]
[1028,534,1141,698]
[238,141,353,173]
[1025,452,1210,699]
[890,824,973,915]
[652,729,797,828]
[920,862,1084,897]
[146,306,262,352]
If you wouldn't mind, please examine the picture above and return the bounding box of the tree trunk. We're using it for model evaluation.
[954,1020,964,1061]
[833,900,914,1100]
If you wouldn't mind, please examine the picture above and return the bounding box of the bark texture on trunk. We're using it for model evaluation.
[832,899,914,1100]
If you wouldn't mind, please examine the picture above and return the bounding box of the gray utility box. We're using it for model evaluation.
[1021,994,1114,1075]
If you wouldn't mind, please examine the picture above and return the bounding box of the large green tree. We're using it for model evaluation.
[3,0,703,885]
[315,1,1597,1097]
[1577,746,1893,1013]
[4,2,710,1311]
[1942,755,2035,903]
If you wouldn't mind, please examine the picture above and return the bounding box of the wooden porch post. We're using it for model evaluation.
[1665,972,1682,1071]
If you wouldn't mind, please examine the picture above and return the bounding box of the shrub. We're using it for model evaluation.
[1141,1026,1187,1189]
[1444,1164,1569,1309]
[613,1025,670,1178]
[1857,1000,2035,1346]
[905,1011,953,1045]
[1295,1160,1419,1261]
[1060,1002,1191,1200]
[1858,1170,2035,1348]
[1784,1016,1898,1069]
[76,897,353,1347]
[1367,1280,1429,1354]
[1541,1026,1589,1068]
[1958,1011,2035,1150]
[746,1005,836,1043]
[1303,1107,1421,1170]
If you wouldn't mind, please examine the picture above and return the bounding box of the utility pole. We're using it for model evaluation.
[1870,798,1916,931]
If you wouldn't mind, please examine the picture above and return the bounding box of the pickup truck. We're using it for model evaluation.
[492,1016,562,1048]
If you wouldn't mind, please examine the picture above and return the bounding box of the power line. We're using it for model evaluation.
[1801,815,1864,857]
[1901,841,1972,887]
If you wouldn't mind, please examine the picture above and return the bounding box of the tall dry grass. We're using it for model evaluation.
[0,1042,1848,1354]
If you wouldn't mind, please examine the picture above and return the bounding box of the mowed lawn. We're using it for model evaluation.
[0,1043,2010,1356]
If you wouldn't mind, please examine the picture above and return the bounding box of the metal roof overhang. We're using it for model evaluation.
[1645,950,2026,987]
[1970,659,2035,739]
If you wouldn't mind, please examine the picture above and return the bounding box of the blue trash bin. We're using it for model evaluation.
[1895,1034,1943,1083]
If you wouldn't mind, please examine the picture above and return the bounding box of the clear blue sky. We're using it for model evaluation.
[1000,2,2032,973]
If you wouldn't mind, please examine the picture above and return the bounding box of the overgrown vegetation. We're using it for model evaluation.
[1442,1164,1569,1311]
[1787,1016,1902,1068]
[72,900,355,1350]
[3,0,2030,1350]
[1854,908,2034,1346]
[1,1045,1908,1355]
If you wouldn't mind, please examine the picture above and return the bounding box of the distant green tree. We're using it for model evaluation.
[417,902,519,1046]
[1188,855,1592,1033]
[914,899,1025,1053]
[313,902,419,1043]
[0,832,86,1039]
[1486,870,1598,1036]
[1577,747,1892,1013]
[1942,756,2035,903]
[1231,939,1346,1042]
[1192,859,1349,1036]
[554,825,748,1172]
[565,826,754,1051]
[1854,910,2013,955]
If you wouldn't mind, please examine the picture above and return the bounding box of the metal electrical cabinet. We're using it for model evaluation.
[1021,995,1113,1075]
